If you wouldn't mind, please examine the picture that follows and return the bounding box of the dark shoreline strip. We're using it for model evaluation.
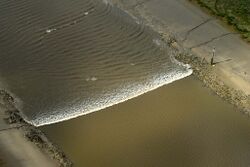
[0,125,26,132]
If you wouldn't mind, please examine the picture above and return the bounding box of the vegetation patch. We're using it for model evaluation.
[190,0,250,42]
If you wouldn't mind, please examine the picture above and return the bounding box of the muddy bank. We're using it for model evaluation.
[110,0,250,115]
[0,90,72,167]
[173,43,250,114]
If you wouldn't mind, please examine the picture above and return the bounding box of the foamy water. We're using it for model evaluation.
[0,0,192,126]
[29,68,192,126]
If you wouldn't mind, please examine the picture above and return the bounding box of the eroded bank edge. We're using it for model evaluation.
[111,0,250,115]
[0,90,73,167]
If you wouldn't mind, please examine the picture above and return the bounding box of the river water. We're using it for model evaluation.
[0,0,191,126]
[1,0,250,166]
[42,76,250,167]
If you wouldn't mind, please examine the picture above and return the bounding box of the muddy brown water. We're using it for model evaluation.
[0,0,191,126]
[42,76,250,167]
[1,0,250,166]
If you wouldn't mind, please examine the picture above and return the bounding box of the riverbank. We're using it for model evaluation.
[110,0,250,114]
[0,90,72,167]
[0,0,249,166]
[174,50,250,114]
[190,0,250,42]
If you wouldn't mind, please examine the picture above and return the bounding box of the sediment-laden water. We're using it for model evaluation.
[42,77,250,167]
[0,0,191,126]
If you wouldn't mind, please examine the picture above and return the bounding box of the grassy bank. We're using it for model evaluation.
[191,0,250,42]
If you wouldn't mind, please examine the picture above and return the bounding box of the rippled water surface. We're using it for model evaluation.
[0,0,191,126]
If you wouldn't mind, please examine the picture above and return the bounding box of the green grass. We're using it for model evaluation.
[191,0,250,42]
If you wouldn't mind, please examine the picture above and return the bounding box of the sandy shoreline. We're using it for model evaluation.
[111,0,250,114]
[0,90,72,167]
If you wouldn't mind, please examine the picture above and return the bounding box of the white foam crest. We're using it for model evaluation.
[170,54,192,70]
[153,38,164,47]
[46,28,57,33]
[86,76,98,81]
[26,67,192,127]
[102,0,113,6]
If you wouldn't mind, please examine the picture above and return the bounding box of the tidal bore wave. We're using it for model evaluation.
[0,0,192,126]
